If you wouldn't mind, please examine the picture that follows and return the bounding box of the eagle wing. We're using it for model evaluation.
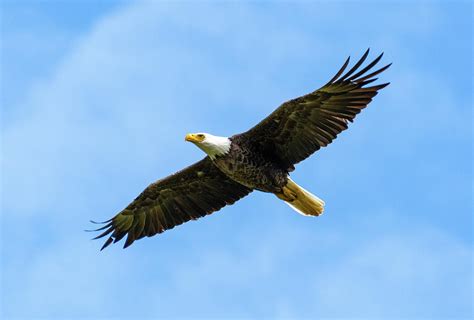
[239,49,391,170]
[92,157,252,249]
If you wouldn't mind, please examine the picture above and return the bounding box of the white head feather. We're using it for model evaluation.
[186,133,231,159]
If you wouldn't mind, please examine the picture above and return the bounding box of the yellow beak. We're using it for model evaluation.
[185,133,203,143]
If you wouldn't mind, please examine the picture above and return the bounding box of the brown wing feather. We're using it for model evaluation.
[239,49,391,170]
[91,157,252,249]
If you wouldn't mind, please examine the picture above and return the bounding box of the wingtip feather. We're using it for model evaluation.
[92,225,114,240]
[325,56,351,86]
[340,49,371,81]
[90,219,112,224]
[100,237,114,251]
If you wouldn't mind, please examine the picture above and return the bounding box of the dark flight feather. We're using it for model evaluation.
[239,49,391,170]
[92,157,252,249]
[92,49,390,249]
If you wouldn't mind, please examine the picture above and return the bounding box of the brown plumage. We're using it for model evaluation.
[91,49,390,250]
[240,49,390,171]
[91,158,251,250]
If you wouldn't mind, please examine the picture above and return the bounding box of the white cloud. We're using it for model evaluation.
[1,1,472,319]
[311,229,472,319]
[3,213,472,318]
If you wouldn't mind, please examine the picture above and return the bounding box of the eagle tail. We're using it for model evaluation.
[275,178,325,216]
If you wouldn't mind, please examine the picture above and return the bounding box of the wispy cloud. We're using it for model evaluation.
[1,1,472,319]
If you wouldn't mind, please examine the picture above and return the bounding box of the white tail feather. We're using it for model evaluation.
[277,178,325,217]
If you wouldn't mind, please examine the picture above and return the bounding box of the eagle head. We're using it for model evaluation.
[185,132,231,159]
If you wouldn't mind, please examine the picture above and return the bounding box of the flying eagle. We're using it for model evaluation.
[91,49,390,250]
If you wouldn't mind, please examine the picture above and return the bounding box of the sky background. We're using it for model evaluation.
[1,1,472,319]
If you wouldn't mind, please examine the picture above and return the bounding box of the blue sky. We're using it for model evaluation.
[1,1,472,319]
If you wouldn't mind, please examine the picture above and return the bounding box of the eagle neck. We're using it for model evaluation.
[199,135,231,160]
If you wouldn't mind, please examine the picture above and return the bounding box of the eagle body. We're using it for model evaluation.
[91,49,391,250]
[213,135,288,193]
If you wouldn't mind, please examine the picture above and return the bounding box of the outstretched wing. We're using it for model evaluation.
[239,49,391,170]
[91,157,252,250]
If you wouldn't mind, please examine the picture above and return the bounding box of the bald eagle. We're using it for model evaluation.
[91,49,390,250]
